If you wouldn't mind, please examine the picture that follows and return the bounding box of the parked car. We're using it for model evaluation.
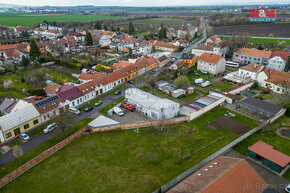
[114,90,121,95]
[195,78,204,84]
[177,94,186,99]
[285,183,290,193]
[84,105,94,112]
[19,133,30,141]
[69,107,80,115]
[43,123,57,134]
[121,101,136,112]
[201,81,211,88]
[200,70,209,74]
[114,106,124,116]
[194,73,200,77]
[127,80,134,84]
[95,99,103,106]
[220,78,225,81]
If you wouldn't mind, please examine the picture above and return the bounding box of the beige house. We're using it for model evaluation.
[197,53,226,75]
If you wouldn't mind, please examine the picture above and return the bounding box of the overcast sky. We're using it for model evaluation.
[3,0,289,6]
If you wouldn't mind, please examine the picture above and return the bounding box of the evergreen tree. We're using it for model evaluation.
[128,22,135,34]
[21,55,29,67]
[158,23,167,40]
[94,22,102,30]
[129,48,132,57]
[117,27,120,32]
[85,32,93,46]
[152,45,156,53]
[104,24,108,31]
[111,26,115,32]
[29,39,40,59]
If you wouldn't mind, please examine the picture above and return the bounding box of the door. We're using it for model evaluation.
[14,128,20,136]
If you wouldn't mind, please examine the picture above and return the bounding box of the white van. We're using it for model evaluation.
[195,78,204,84]
[69,107,80,115]
[201,81,211,88]
[43,123,57,134]
[114,107,124,116]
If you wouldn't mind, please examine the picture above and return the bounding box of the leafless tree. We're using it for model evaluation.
[53,110,77,133]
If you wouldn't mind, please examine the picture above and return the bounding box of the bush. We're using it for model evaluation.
[30,89,46,96]
[262,89,270,94]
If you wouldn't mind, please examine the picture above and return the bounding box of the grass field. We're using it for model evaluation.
[233,116,290,180]
[113,18,198,29]
[220,36,290,45]
[1,106,259,193]
[0,13,122,27]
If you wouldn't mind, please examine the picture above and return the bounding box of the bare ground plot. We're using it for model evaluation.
[212,23,290,37]
[208,116,250,134]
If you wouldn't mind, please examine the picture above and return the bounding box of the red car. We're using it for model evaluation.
[121,102,136,112]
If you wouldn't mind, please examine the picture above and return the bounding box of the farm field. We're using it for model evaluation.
[212,23,290,38]
[113,18,198,30]
[1,106,259,193]
[220,36,290,45]
[0,13,122,27]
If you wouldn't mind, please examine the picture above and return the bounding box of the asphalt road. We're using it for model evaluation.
[0,26,206,168]
[0,93,125,168]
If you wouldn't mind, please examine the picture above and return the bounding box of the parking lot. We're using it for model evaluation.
[90,110,152,124]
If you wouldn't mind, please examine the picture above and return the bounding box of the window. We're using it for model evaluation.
[5,132,12,138]
[24,123,30,130]
[51,102,56,106]
[77,99,79,104]
[33,119,39,125]
[277,88,280,92]
[80,98,82,102]
[72,101,75,106]
[43,106,48,110]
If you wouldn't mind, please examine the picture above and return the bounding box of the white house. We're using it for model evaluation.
[117,43,134,53]
[192,45,223,58]
[177,24,198,40]
[233,48,272,65]
[257,67,290,94]
[76,80,97,103]
[138,44,152,55]
[267,51,290,71]
[57,86,84,108]
[125,88,180,120]
[197,53,226,75]
[238,63,264,80]
[99,35,111,47]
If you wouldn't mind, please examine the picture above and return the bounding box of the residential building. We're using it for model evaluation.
[98,35,111,47]
[117,43,134,53]
[172,40,189,48]
[180,53,197,68]
[157,55,168,67]
[135,57,149,75]
[205,36,221,45]
[71,32,85,43]
[57,86,84,108]
[155,80,194,98]
[177,24,198,40]
[3,49,23,63]
[24,95,62,122]
[108,70,125,88]
[197,53,226,75]
[93,75,114,95]
[76,81,97,103]
[239,63,265,80]
[117,62,138,81]
[154,41,177,52]
[125,88,180,120]
[192,44,223,58]
[143,55,158,70]
[0,104,42,143]
[0,98,16,114]
[248,141,290,173]
[44,83,61,96]
[0,44,17,56]
[138,44,152,54]
[167,156,268,193]
[43,29,62,40]
[233,48,272,65]
[267,51,290,71]
[257,67,290,94]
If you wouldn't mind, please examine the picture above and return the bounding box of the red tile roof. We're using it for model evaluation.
[77,81,96,95]
[198,53,224,64]
[240,63,264,73]
[45,83,61,94]
[168,156,267,193]
[248,141,290,167]
[143,55,157,65]
[154,41,177,49]
[262,67,290,87]
[271,51,290,62]
[108,70,124,82]
[0,44,17,51]
[111,61,134,70]
[234,48,272,58]
[15,26,29,31]
[4,49,22,58]
[25,95,61,115]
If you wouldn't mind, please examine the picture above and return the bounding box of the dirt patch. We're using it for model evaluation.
[209,116,250,134]
[212,23,290,37]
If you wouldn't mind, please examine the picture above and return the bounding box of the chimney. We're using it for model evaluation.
[254,64,257,69]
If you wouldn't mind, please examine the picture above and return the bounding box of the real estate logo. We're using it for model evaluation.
[249,9,277,22]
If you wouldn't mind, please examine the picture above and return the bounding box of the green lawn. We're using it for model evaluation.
[1,106,259,193]
[99,96,125,114]
[0,118,93,180]
[0,74,31,91]
[233,116,290,180]
[79,98,103,112]
[220,36,290,46]
[0,13,122,27]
